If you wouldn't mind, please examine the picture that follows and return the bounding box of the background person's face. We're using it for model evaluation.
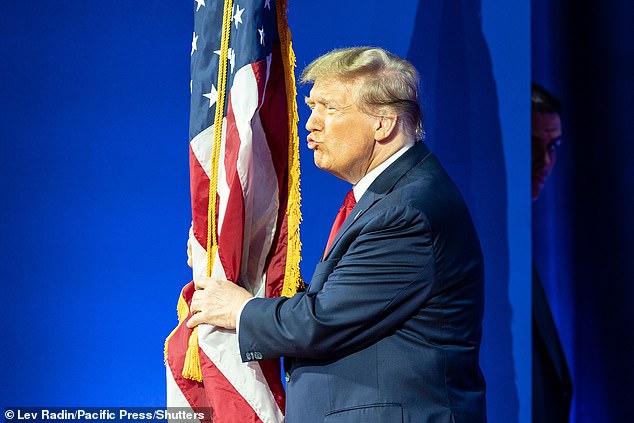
[531,111,562,200]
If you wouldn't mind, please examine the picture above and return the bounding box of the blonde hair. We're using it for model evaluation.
[300,47,424,141]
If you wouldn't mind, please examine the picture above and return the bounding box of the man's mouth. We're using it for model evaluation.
[307,135,319,150]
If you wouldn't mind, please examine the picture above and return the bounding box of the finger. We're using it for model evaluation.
[187,243,193,268]
[195,276,211,290]
[187,313,201,329]
[187,224,194,269]
[190,292,202,312]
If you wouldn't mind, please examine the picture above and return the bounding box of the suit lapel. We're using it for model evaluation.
[322,142,431,260]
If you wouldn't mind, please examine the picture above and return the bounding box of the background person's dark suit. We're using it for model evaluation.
[239,142,487,423]
[533,267,572,422]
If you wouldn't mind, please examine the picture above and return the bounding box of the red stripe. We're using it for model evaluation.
[256,47,291,299]
[253,57,267,108]
[256,47,289,194]
[189,144,211,252]
[258,359,286,414]
[264,208,289,299]
[167,328,211,421]
[198,348,264,423]
[167,282,211,421]
[217,94,245,284]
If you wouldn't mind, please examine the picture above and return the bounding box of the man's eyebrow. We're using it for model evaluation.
[308,96,346,109]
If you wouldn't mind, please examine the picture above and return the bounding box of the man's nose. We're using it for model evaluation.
[543,151,553,166]
[306,109,321,132]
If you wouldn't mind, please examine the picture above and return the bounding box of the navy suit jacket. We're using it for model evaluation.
[533,266,572,422]
[239,142,487,422]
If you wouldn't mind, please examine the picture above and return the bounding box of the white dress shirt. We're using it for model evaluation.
[352,143,413,201]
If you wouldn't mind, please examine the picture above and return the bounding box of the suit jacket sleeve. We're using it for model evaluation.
[238,204,436,362]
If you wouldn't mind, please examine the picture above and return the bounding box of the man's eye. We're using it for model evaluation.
[547,141,560,152]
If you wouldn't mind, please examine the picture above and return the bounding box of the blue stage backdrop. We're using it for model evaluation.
[533,0,634,421]
[0,1,530,421]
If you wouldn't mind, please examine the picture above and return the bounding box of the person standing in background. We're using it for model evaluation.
[532,82,572,423]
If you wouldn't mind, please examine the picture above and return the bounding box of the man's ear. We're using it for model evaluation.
[374,114,398,142]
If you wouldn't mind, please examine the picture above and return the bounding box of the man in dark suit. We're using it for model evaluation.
[187,47,487,423]
[531,83,572,422]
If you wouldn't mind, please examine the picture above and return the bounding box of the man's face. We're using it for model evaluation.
[305,77,378,184]
[531,111,562,200]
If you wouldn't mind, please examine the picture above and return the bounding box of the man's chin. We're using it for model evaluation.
[531,184,543,201]
[312,152,326,169]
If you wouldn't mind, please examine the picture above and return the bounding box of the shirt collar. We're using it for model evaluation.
[353,143,414,201]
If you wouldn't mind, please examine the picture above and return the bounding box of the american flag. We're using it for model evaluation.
[165,0,301,421]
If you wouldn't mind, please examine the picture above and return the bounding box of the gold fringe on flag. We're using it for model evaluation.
[276,0,304,298]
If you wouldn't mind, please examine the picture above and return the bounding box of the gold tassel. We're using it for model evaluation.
[182,326,203,382]
[176,294,189,323]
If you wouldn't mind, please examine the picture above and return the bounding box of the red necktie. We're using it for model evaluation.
[323,189,356,258]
